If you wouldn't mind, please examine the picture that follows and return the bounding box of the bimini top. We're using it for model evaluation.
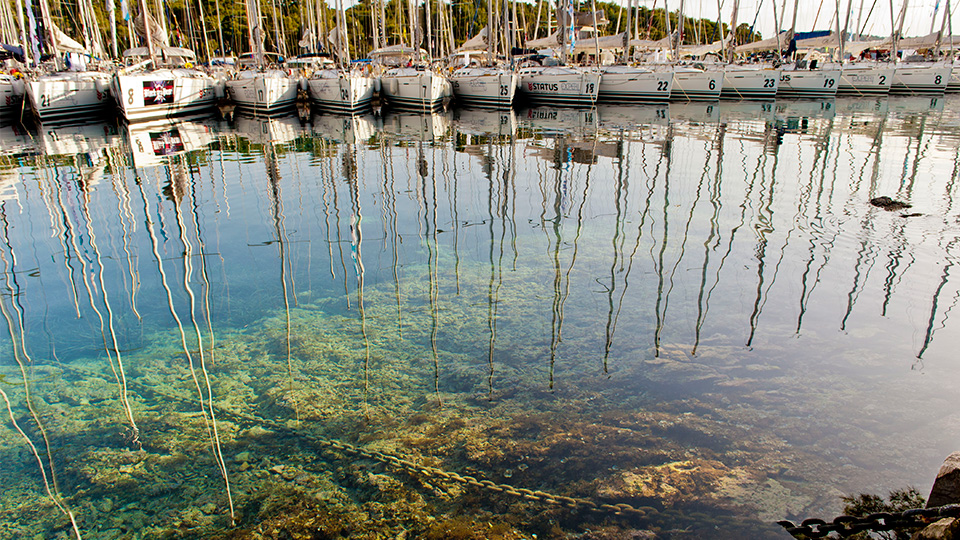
[123,46,197,59]
[369,45,428,65]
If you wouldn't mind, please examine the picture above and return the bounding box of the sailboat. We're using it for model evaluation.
[24,0,112,123]
[375,0,452,111]
[307,0,376,113]
[225,0,302,115]
[887,0,950,94]
[772,1,842,99]
[671,4,725,102]
[836,0,894,95]
[597,0,673,103]
[112,2,219,122]
[450,25,519,108]
[518,3,602,106]
[0,72,24,122]
[720,0,781,99]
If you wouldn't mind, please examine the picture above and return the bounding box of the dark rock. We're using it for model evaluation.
[928,452,960,508]
[870,196,913,211]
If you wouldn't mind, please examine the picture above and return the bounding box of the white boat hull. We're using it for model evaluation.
[948,64,960,93]
[518,66,600,106]
[890,63,950,94]
[308,71,376,113]
[226,72,300,115]
[671,68,723,101]
[598,66,672,103]
[777,68,841,98]
[380,69,452,111]
[450,68,517,108]
[26,72,112,123]
[1,74,25,122]
[838,64,894,95]
[721,67,780,99]
[113,69,218,123]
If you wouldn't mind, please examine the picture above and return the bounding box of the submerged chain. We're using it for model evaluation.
[54,364,658,519]
[777,504,960,538]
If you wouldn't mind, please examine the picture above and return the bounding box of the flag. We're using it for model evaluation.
[121,0,130,22]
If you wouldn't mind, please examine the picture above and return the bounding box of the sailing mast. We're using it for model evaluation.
[245,0,265,68]
[37,0,61,69]
[727,0,739,62]
[14,0,30,64]
[622,0,632,62]
[487,0,494,64]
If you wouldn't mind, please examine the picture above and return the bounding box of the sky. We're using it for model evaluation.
[632,0,958,39]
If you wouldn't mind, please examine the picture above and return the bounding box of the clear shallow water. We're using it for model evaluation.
[0,96,959,539]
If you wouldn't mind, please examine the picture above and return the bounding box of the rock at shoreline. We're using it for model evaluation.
[927,452,960,508]
[912,452,960,540]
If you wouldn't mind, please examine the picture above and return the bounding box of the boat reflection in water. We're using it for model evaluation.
[2,97,960,539]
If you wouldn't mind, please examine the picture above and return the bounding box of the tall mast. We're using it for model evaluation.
[140,0,156,66]
[487,0,494,63]
[245,0,264,67]
[380,0,387,47]
[772,0,781,58]
[337,0,351,65]
[407,0,416,51]
[197,0,211,61]
[936,0,949,55]
[664,0,672,58]
[727,0,739,62]
[154,0,167,43]
[854,0,864,40]
[892,0,907,60]
[371,0,380,49]
[622,0,632,62]
[14,0,30,64]
[558,0,565,64]
[676,0,685,59]
[108,0,118,58]
[592,0,600,63]
[425,0,433,58]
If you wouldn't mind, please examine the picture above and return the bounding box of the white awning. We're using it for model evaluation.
[680,40,724,56]
[734,30,793,53]
[458,27,488,52]
[881,31,941,50]
[122,46,196,59]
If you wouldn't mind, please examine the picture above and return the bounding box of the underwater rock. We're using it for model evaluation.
[596,459,729,505]
[576,528,658,540]
[927,452,960,508]
[870,196,913,211]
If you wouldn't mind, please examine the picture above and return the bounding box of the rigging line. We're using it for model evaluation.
[134,172,212,444]
[33,166,81,319]
[265,144,299,426]
[110,162,143,321]
[52,160,126,424]
[172,157,236,525]
[0,207,63,497]
[79,167,141,447]
[0,387,82,539]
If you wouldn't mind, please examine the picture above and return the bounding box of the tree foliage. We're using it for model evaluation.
[39,0,760,62]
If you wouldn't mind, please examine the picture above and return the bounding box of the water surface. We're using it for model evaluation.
[1,96,959,539]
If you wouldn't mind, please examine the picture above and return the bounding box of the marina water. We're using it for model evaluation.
[1,96,959,538]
